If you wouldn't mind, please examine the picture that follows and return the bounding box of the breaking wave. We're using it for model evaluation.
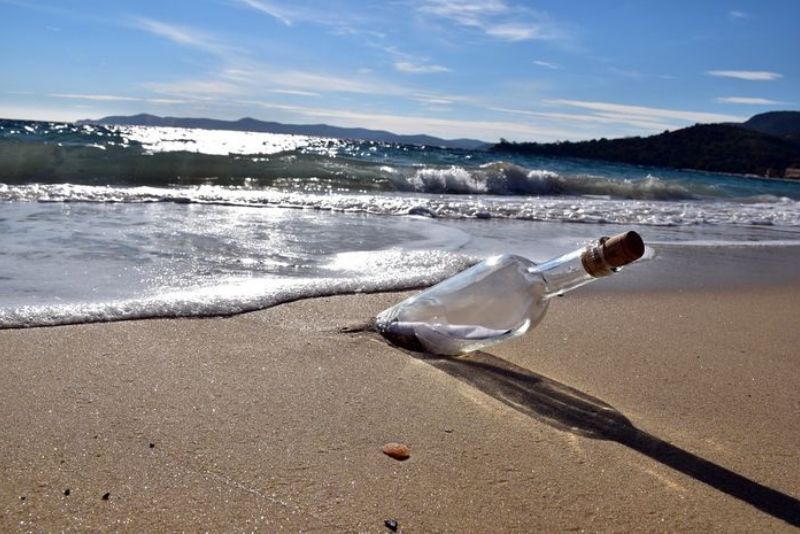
[0,138,722,201]
[2,182,799,227]
[2,118,799,203]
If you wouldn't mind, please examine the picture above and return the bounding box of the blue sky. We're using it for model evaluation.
[1,0,798,141]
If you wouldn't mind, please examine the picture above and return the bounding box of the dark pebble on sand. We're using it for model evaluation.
[64,489,70,496]
[384,519,398,531]
[102,492,110,501]
[149,443,155,448]
[20,496,26,501]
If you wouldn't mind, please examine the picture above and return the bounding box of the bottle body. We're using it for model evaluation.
[376,231,644,355]
[377,254,550,355]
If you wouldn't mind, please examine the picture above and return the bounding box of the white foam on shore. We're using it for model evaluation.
[3,182,800,227]
[0,248,473,328]
[2,191,800,329]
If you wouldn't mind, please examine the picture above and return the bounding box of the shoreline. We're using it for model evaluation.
[2,284,799,531]
[4,241,800,331]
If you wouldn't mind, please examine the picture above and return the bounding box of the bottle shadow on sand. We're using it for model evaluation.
[392,342,800,527]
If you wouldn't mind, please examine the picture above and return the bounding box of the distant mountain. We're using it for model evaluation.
[492,111,800,179]
[741,111,800,142]
[86,114,488,150]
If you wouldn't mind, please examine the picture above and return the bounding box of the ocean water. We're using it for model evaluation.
[2,119,800,328]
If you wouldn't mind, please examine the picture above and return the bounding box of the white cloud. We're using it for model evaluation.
[715,96,786,105]
[48,93,139,102]
[48,93,188,105]
[544,99,744,124]
[416,0,567,42]
[708,70,782,81]
[219,63,425,98]
[417,0,508,26]
[235,0,384,36]
[145,67,404,103]
[234,99,308,113]
[236,0,292,26]
[394,61,451,74]
[490,106,675,131]
[268,89,320,97]
[484,23,542,41]
[533,60,560,70]
[729,10,748,19]
[143,80,242,97]
[273,70,400,95]
[413,95,454,105]
[132,17,232,56]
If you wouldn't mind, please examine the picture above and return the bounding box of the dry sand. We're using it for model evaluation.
[1,286,799,532]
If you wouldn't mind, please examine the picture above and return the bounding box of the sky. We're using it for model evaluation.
[1,0,798,142]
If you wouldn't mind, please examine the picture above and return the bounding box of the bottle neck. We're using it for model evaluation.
[530,242,616,298]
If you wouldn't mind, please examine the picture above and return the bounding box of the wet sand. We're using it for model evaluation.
[1,285,800,531]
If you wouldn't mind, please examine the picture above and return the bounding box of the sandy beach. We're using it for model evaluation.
[2,273,799,532]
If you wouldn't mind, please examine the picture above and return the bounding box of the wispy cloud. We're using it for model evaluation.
[715,96,786,105]
[544,99,744,125]
[143,80,242,97]
[708,70,782,81]
[729,10,748,19]
[49,93,139,102]
[413,95,454,106]
[491,106,676,131]
[47,93,188,105]
[394,61,451,74]
[533,60,560,70]
[484,23,545,41]
[132,17,232,56]
[234,0,383,36]
[268,89,320,97]
[236,0,292,25]
[155,66,419,101]
[417,0,507,26]
[268,69,405,95]
[416,0,568,42]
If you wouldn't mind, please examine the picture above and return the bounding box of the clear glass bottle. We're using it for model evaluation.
[376,231,645,355]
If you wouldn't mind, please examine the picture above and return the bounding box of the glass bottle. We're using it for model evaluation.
[376,231,645,355]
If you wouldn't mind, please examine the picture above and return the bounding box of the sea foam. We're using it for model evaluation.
[3,183,799,227]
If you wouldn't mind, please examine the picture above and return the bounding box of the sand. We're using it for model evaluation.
[2,285,800,532]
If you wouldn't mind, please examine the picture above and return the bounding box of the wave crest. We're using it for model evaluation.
[394,162,696,200]
[3,183,799,227]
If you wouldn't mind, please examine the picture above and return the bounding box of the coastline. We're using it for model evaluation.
[2,275,799,530]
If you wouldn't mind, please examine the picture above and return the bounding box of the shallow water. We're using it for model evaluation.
[2,120,800,327]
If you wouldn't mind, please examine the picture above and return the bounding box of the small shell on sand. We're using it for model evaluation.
[382,442,411,461]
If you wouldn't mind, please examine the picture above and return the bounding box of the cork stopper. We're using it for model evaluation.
[581,231,645,277]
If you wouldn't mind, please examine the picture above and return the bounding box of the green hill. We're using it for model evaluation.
[491,113,800,178]
[742,111,800,142]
